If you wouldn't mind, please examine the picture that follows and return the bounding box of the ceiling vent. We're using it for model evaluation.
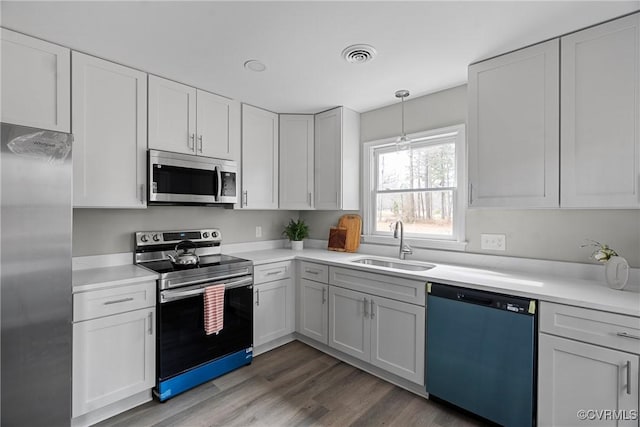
[341,44,377,64]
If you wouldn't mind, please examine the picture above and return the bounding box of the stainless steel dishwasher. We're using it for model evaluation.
[426,283,537,427]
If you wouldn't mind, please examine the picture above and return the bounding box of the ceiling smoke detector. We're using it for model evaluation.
[341,44,377,64]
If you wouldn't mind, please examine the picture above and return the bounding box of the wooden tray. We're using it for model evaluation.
[338,214,362,253]
[327,227,348,252]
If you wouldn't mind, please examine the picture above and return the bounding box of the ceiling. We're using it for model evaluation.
[2,1,639,113]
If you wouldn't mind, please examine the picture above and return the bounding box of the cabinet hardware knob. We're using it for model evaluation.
[370,300,375,319]
[322,288,326,304]
[256,288,260,306]
[148,312,153,335]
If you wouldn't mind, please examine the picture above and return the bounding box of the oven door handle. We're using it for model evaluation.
[161,277,253,303]
[162,269,252,289]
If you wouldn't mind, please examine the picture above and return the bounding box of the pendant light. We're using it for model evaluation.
[395,89,411,147]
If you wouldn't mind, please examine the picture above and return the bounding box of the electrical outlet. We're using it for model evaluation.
[481,233,506,251]
[255,226,262,238]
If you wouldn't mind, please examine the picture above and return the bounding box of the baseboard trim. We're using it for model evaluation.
[254,333,296,356]
[71,389,152,427]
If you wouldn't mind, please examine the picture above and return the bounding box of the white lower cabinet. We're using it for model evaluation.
[538,302,640,426]
[253,261,294,348]
[369,295,425,383]
[299,278,329,344]
[72,307,155,417]
[72,280,156,422]
[328,283,425,384]
[329,286,371,360]
[538,334,639,427]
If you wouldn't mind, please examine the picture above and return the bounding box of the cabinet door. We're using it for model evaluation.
[196,89,238,160]
[468,39,559,208]
[279,114,314,210]
[1,29,70,132]
[370,295,425,384]
[538,333,639,427]
[299,279,328,344]
[561,14,640,208]
[72,308,155,417]
[72,52,147,208]
[328,286,370,361]
[148,75,196,155]
[253,278,294,347]
[241,104,279,209]
[314,108,342,209]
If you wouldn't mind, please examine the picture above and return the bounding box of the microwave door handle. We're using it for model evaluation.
[216,166,222,201]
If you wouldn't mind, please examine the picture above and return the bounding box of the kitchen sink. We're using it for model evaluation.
[351,257,434,271]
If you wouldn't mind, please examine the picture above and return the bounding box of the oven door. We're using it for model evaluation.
[149,150,217,204]
[157,276,253,382]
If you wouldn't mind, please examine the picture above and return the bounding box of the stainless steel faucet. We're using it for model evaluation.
[393,221,413,260]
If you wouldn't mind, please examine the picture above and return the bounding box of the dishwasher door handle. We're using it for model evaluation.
[457,293,493,306]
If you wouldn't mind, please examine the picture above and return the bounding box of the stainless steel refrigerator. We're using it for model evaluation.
[1,122,73,426]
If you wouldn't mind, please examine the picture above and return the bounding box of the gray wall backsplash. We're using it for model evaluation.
[73,207,299,256]
[303,84,640,268]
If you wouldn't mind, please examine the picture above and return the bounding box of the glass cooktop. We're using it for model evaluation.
[140,254,250,275]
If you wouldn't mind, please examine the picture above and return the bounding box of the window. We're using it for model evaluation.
[363,125,466,250]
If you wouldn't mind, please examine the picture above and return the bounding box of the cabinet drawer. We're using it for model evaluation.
[300,261,328,283]
[254,261,292,284]
[74,281,156,322]
[540,301,640,354]
[329,267,425,306]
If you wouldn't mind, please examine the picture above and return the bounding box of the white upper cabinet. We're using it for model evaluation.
[561,13,640,208]
[241,104,279,209]
[314,107,360,210]
[468,39,560,208]
[279,114,314,210]
[196,89,239,160]
[148,75,197,155]
[148,75,239,160]
[1,29,70,132]
[72,52,147,208]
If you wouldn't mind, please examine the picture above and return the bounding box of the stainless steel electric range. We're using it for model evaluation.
[134,228,253,402]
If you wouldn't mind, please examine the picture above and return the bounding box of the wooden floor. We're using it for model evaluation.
[97,341,487,427]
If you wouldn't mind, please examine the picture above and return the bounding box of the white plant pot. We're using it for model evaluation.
[604,256,629,290]
[291,240,304,251]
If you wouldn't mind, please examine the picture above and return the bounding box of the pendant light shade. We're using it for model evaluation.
[395,89,411,147]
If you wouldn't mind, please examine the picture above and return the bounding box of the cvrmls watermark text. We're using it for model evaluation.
[577,409,638,421]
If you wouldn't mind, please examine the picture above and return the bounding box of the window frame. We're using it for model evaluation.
[362,124,467,251]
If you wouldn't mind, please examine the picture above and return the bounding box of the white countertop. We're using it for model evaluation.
[233,248,640,317]
[73,264,159,293]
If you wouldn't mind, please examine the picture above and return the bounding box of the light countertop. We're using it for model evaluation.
[233,248,640,317]
[73,264,159,293]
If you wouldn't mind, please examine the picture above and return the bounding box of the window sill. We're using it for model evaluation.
[361,235,468,252]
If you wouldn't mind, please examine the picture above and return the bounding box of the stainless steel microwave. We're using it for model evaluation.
[148,150,237,206]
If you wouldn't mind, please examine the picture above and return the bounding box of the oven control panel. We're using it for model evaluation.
[135,229,222,247]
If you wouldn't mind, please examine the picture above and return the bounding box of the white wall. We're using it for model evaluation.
[303,84,640,267]
[73,208,297,256]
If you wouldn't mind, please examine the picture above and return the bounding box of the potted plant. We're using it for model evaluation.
[282,218,309,250]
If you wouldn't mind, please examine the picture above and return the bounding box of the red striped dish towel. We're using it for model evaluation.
[203,284,225,335]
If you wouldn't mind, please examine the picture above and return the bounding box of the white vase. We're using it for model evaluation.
[604,256,629,290]
[291,240,304,251]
